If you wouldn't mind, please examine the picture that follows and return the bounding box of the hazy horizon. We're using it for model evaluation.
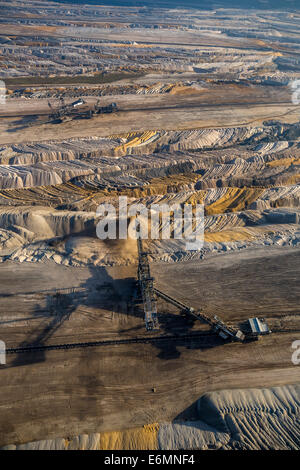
[50,0,299,11]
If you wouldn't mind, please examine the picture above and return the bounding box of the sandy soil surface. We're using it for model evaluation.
[1,84,290,117]
[0,245,299,446]
[1,102,299,145]
[1,0,300,449]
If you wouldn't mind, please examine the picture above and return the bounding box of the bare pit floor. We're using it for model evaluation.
[0,245,299,446]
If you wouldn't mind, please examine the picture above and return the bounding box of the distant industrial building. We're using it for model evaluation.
[71,99,85,108]
[248,318,270,336]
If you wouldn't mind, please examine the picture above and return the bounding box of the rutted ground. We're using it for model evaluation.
[4,384,299,450]
[0,124,299,265]
[0,0,299,451]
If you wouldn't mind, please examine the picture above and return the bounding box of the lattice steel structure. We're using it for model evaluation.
[137,237,159,331]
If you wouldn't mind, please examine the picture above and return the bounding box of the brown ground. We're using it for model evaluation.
[1,0,300,449]
[1,101,299,145]
[0,245,299,446]
[0,82,298,145]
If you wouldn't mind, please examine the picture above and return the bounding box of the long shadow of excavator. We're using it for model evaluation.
[8,261,224,368]
[7,264,139,368]
[8,265,114,367]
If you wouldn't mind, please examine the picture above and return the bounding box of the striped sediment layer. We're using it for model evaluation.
[0,124,299,191]
[2,384,299,450]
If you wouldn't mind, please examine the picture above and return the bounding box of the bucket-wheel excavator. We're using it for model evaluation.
[136,237,245,342]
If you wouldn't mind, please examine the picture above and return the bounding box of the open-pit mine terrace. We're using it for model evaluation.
[0,0,300,451]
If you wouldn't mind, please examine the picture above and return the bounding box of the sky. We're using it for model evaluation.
[50,0,299,10]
